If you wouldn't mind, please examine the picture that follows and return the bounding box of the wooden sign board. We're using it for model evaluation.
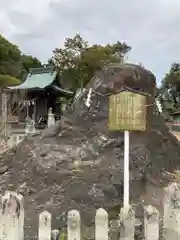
[108,90,147,131]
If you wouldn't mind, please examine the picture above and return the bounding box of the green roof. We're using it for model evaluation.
[8,66,57,90]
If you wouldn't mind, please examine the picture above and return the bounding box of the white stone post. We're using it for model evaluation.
[95,208,108,240]
[0,191,24,240]
[119,205,135,240]
[38,211,51,240]
[47,108,55,128]
[144,205,159,240]
[67,210,80,240]
[163,183,180,239]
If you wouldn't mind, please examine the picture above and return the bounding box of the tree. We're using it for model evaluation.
[161,63,180,90]
[158,63,180,118]
[21,55,42,72]
[0,35,21,78]
[0,34,42,85]
[51,33,131,92]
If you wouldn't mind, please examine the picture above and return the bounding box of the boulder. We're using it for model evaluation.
[0,63,180,239]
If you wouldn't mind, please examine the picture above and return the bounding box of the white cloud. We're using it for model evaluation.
[0,0,180,84]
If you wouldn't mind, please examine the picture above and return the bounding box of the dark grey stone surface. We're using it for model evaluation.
[0,63,179,239]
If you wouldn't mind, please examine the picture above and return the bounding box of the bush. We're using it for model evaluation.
[0,74,20,87]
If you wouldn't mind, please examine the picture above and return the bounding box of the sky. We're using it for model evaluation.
[0,0,180,85]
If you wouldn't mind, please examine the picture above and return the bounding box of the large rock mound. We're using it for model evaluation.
[0,63,180,239]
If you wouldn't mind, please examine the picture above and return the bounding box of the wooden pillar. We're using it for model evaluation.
[2,92,8,137]
[33,99,36,124]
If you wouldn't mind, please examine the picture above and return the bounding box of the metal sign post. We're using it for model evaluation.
[108,89,147,207]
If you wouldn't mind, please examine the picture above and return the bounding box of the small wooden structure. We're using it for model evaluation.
[4,66,73,129]
[171,111,180,132]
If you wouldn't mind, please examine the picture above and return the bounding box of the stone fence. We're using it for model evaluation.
[0,182,180,239]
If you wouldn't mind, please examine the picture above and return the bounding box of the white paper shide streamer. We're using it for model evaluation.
[155,99,163,113]
[85,88,93,107]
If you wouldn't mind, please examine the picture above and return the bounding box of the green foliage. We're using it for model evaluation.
[0,35,22,78]
[0,35,21,62]
[0,33,131,92]
[0,74,20,87]
[0,34,42,84]
[158,63,180,119]
[21,54,42,72]
[59,231,67,240]
[162,63,180,89]
[51,33,131,92]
